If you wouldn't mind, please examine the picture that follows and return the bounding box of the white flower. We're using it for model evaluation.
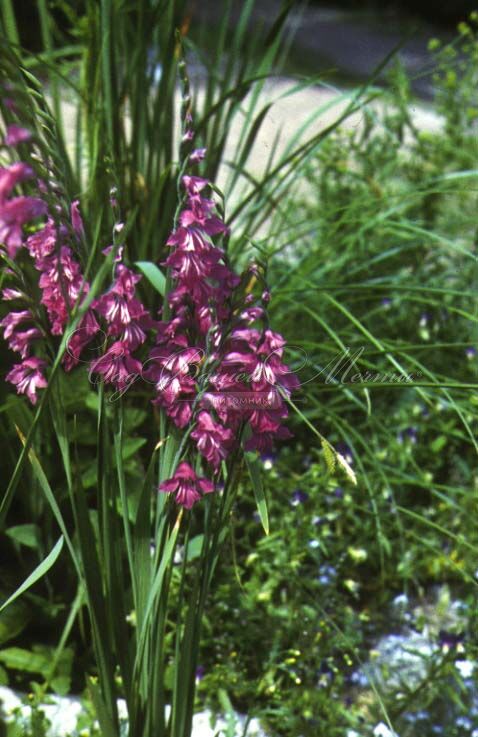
[373,722,399,737]
[455,659,474,678]
[0,686,22,718]
[392,593,409,609]
[39,696,82,737]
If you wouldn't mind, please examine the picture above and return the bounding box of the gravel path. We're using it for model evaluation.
[58,76,442,196]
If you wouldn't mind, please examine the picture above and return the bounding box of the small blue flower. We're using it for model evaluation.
[414,710,430,721]
[260,451,277,469]
[290,489,309,506]
[438,629,464,650]
[397,427,417,444]
[336,443,353,465]
[456,716,472,730]
[466,347,477,360]
[348,671,368,687]
[318,563,337,585]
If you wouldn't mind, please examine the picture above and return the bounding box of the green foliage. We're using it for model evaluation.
[193,17,478,737]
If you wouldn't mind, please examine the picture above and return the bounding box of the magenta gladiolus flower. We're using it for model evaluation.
[8,327,42,358]
[189,148,206,163]
[89,341,142,391]
[245,402,292,453]
[223,328,299,393]
[182,175,209,196]
[146,343,202,428]
[179,203,227,237]
[102,243,124,262]
[70,200,84,238]
[0,196,48,258]
[2,287,23,301]
[26,218,58,262]
[94,290,149,334]
[163,249,223,289]
[191,411,234,470]
[38,246,86,335]
[0,310,32,338]
[182,129,194,143]
[6,357,48,404]
[0,307,40,358]
[93,264,154,349]
[239,306,264,323]
[0,162,47,258]
[0,162,33,199]
[64,310,101,371]
[159,462,214,510]
[94,289,144,328]
[165,224,214,255]
[111,265,141,297]
[4,125,32,147]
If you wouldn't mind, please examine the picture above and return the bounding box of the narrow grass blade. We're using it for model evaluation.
[0,536,64,613]
[0,0,19,45]
[244,450,269,535]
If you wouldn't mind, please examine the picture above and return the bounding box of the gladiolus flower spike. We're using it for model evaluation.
[0,127,297,508]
